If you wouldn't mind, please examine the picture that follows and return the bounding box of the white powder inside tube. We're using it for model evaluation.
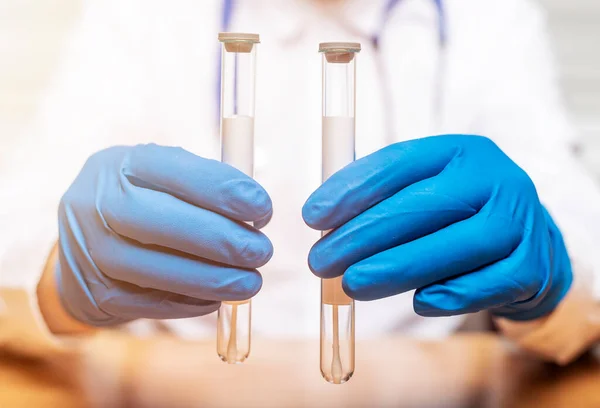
[222,115,254,177]
[322,116,355,182]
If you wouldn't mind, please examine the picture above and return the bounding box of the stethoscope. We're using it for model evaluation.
[218,0,447,137]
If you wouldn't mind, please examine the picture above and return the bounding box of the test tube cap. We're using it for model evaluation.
[219,32,260,53]
[218,32,260,43]
[319,42,361,53]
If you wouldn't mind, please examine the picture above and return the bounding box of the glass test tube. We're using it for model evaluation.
[217,32,259,364]
[319,42,361,384]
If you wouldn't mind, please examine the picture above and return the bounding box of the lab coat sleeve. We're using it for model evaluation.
[0,0,157,357]
[474,1,600,359]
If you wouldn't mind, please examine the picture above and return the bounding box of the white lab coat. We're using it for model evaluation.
[2,0,600,355]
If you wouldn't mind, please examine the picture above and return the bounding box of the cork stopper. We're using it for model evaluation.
[219,32,260,53]
[319,42,361,63]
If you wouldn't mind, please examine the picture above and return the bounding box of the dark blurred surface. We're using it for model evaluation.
[1,333,599,408]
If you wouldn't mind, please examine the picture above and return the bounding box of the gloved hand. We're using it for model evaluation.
[303,135,572,321]
[57,144,273,327]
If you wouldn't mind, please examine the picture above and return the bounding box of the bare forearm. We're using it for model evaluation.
[36,243,97,335]
[496,275,600,365]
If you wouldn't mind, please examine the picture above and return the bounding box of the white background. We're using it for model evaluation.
[540,0,600,175]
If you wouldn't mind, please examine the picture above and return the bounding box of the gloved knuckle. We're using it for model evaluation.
[532,274,545,295]
[465,134,497,148]
[448,134,493,148]
[253,188,273,218]
[342,278,359,299]
[90,249,114,279]
[237,235,273,268]
[225,178,271,217]
[517,169,537,193]
[84,146,129,172]
[95,293,117,314]
[477,134,496,146]
[133,143,185,161]
[499,166,537,198]
[80,284,124,323]
[88,237,126,281]
[97,199,120,234]
[85,148,109,166]
[124,143,161,170]
[239,179,271,216]
[219,270,262,300]
[100,180,141,231]
[243,272,263,298]
[58,194,69,218]
[507,272,542,303]
[388,141,405,153]
[307,249,324,276]
[132,142,159,154]
[421,292,469,315]
[57,193,88,238]
[60,179,86,211]
[120,145,139,174]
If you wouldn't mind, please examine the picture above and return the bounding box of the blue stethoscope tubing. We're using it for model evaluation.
[218,0,447,134]
[221,0,446,45]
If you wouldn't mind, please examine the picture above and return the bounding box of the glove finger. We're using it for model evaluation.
[122,144,272,222]
[413,243,539,317]
[342,209,521,301]
[57,244,220,326]
[253,208,273,230]
[92,281,221,321]
[93,234,263,302]
[308,172,478,278]
[302,136,458,231]
[102,182,273,269]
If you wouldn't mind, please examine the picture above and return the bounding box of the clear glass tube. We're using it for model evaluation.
[217,32,259,364]
[319,42,360,384]
[217,301,251,363]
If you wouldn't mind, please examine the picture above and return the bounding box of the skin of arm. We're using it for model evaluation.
[36,244,97,335]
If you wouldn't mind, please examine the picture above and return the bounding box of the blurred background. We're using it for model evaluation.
[0,0,598,173]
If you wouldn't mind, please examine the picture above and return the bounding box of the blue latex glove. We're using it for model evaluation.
[57,144,273,326]
[303,135,572,321]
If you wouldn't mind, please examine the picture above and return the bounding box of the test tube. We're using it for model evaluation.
[217,32,259,364]
[319,42,360,384]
